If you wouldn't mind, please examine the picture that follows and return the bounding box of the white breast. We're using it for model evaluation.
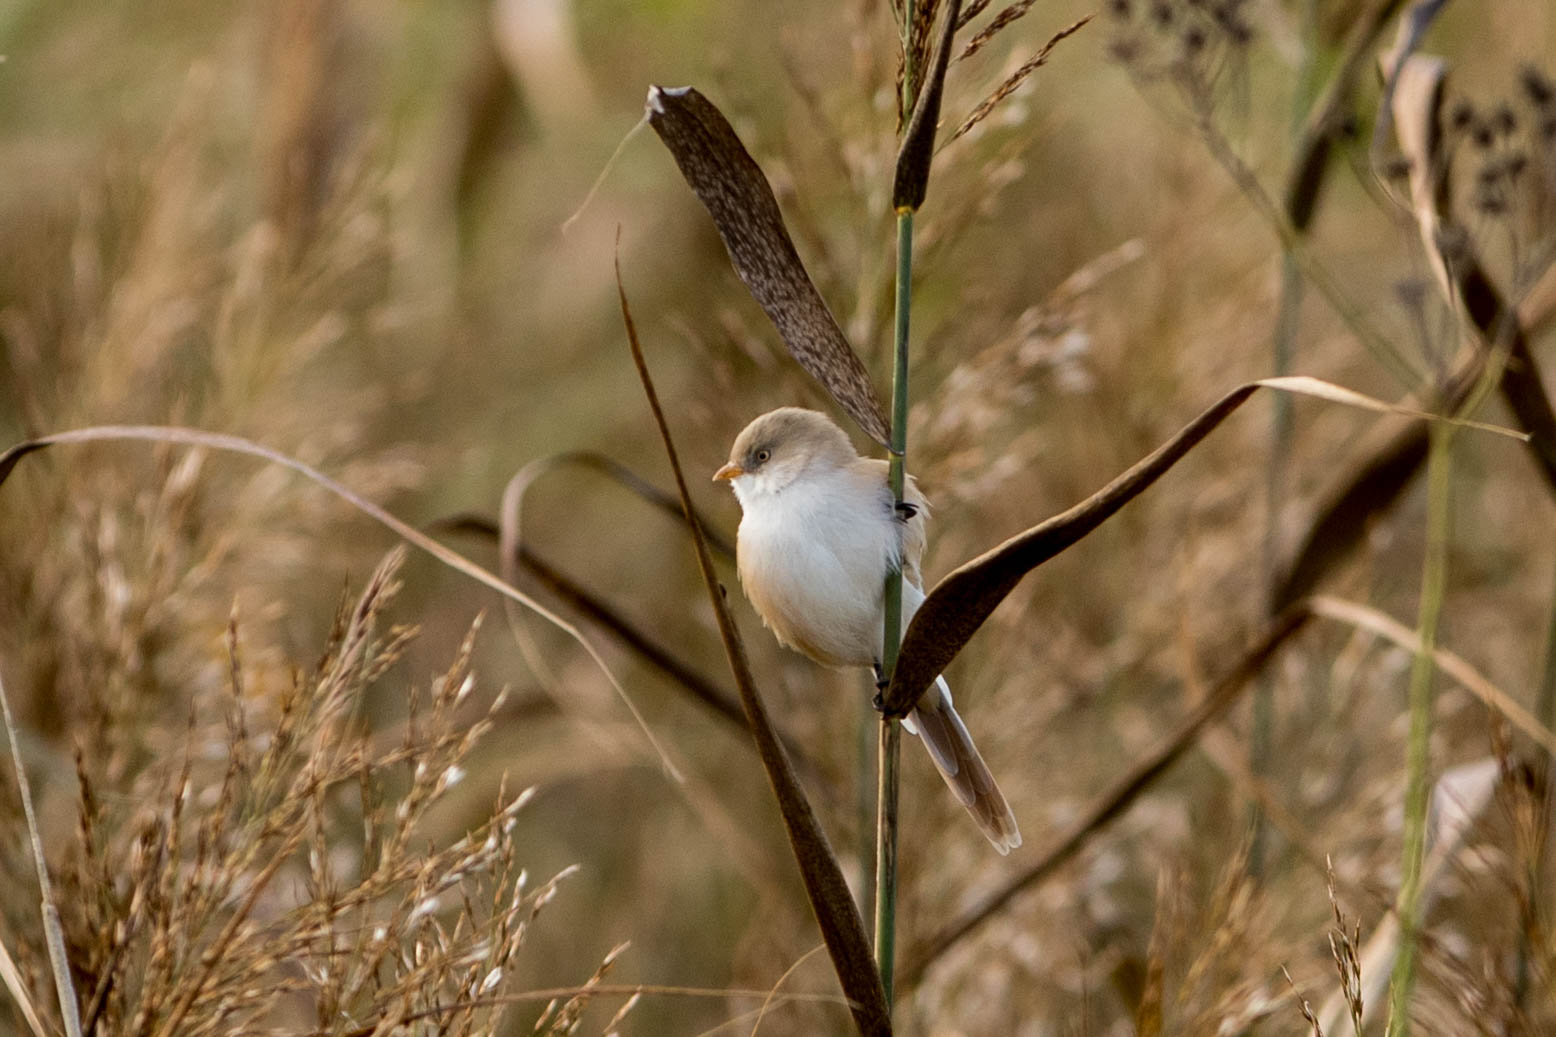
[735,467,900,668]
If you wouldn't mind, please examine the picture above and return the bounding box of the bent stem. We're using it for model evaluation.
[1386,421,1456,1036]
[875,209,913,1004]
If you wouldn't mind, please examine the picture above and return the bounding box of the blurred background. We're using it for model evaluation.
[1,0,1554,1033]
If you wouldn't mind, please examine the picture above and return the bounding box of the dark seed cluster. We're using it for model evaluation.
[1105,0,1255,107]
[1445,66,1555,226]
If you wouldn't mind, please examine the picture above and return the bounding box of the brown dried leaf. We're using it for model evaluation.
[645,86,891,448]
[616,253,891,1037]
[882,377,1524,717]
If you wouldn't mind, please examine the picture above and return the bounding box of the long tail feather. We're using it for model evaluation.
[908,677,1021,855]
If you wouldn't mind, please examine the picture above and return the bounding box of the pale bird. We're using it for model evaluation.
[713,407,1021,854]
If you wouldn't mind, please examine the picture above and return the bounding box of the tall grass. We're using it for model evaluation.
[1,1,1555,1034]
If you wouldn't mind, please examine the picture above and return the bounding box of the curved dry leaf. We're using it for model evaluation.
[882,377,1526,716]
[645,85,891,449]
[0,935,47,1037]
[0,426,686,784]
[616,256,891,1036]
[1370,0,1450,176]
[1309,596,1556,755]
[892,0,961,212]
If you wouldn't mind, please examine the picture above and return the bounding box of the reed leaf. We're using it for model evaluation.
[615,253,891,1037]
[645,85,892,448]
[882,377,1525,718]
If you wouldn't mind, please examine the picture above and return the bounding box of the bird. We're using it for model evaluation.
[713,407,1021,854]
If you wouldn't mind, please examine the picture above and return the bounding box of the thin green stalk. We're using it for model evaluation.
[1538,551,1556,737]
[875,209,913,1005]
[1516,549,1556,1009]
[1253,0,1319,877]
[859,695,877,924]
[1386,421,1456,1036]
[1251,251,1300,877]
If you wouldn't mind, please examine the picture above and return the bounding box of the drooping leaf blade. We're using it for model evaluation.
[646,85,892,448]
[882,377,1526,716]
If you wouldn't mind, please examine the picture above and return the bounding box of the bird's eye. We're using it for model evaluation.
[755,449,771,463]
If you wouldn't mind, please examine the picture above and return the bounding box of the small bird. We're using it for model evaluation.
[713,407,1021,854]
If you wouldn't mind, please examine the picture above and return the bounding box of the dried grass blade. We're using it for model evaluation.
[0,908,49,1037]
[883,377,1524,718]
[0,425,684,783]
[1310,597,1556,756]
[0,668,82,1037]
[645,86,891,448]
[892,0,961,212]
[1371,0,1451,177]
[948,16,1090,143]
[1271,350,1483,611]
[616,251,891,1036]
[1257,375,1526,440]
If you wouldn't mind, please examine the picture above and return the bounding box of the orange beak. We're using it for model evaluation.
[712,462,744,482]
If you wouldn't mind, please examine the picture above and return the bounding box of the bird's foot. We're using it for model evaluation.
[894,500,919,521]
[871,663,889,711]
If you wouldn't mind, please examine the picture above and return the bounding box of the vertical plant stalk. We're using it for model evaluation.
[1518,550,1556,1010]
[1386,422,1455,1035]
[875,207,914,1005]
[1253,0,1321,878]
[0,669,84,1037]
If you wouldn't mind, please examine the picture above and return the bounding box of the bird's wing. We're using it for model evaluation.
[859,458,929,586]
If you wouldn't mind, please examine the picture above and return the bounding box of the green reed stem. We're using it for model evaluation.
[875,208,913,1005]
[1253,0,1319,877]
[1386,421,1455,1036]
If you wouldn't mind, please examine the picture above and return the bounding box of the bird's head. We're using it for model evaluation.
[713,407,858,505]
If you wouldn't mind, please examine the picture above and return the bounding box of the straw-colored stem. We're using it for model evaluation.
[0,669,83,1037]
[1386,421,1455,1036]
[875,208,913,1005]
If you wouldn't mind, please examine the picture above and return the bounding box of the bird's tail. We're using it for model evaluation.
[906,677,1022,855]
